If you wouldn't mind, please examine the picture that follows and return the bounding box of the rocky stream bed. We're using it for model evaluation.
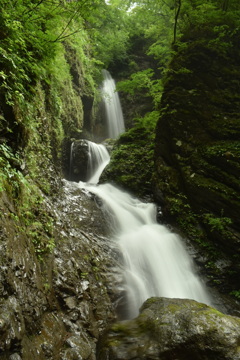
[0,179,121,359]
[0,177,240,359]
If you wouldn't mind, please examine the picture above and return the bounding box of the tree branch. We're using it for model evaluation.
[52,8,79,42]
[173,0,181,44]
[222,0,229,11]
[52,29,81,42]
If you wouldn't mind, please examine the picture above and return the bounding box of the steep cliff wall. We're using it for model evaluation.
[0,9,111,357]
[154,24,240,297]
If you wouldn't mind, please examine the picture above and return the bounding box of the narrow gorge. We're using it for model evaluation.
[0,1,240,359]
[64,71,240,358]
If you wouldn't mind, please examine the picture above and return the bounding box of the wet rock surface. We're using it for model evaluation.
[69,140,89,182]
[0,179,121,359]
[98,297,240,360]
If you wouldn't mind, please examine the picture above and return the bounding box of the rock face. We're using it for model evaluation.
[98,297,240,360]
[69,139,90,182]
[154,25,240,294]
[0,180,120,359]
[100,124,155,199]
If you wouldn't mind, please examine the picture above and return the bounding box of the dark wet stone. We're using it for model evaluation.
[0,179,120,359]
[9,354,22,360]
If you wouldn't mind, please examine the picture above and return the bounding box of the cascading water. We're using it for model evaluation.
[69,142,74,179]
[81,181,212,319]
[86,141,110,184]
[101,70,125,139]
[78,70,212,320]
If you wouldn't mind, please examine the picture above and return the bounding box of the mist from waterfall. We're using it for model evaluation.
[101,70,125,139]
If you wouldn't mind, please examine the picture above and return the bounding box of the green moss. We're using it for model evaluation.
[153,18,240,296]
[202,213,232,233]
[0,144,56,259]
[101,122,155,198]
[230,290,240,300]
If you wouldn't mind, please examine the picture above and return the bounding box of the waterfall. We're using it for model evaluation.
[101,70,125,139]
[81,182,212,319]
[69,142,74,179]
[77,70,212,320]
[86,141,110,184]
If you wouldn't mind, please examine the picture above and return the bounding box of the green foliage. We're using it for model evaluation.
[0,0,106,138]
[92,2,131,68]
[178,0,240,58]
[166,193,203,239]
[230,290,240,299]
[117,69,154,96]
[0,142,55,258]
[24,213,55,259]
[168,194,191,217]
[136,111,159,130]
[0,144,24,195]
[101,122,155,198]
[203,213,232,233]
[116,69,163,113]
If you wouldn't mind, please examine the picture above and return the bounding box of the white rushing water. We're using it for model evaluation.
[79,70,211,319]
[81,181,212,319]
[101,70,125,139]
[86,141,110,184]
[69,142,74,179]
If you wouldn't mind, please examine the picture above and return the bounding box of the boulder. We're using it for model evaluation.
[97,297,240,360]
[69,139,89,182]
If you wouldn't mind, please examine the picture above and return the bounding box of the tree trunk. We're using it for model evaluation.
[222,0,229,11]
[173,0,181,44]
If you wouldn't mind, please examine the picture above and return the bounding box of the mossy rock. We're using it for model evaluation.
[98,297,240,360]
[100,124,155,199]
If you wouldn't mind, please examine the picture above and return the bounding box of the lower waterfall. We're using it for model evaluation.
[80,144,212,319]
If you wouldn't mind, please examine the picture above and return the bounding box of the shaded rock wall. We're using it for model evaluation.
[154,26,240,295]
[68,139,89,182]
[0,35,117,358]
[0,180,120,359]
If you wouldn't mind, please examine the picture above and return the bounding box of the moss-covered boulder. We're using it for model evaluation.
[100,123,155,199]
[98,297,240,360]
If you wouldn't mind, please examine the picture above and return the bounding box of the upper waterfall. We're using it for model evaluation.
[101,70,125,139]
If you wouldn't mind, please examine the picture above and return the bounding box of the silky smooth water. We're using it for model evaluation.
[86,141,110,184]
[101,70,125,139]
[69,142,74,179]
[79,70,212,319]
[80,180,212,319]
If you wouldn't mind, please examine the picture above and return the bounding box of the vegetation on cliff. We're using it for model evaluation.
[100,0,240,299]
[1,0,240,357]
[0,2,124,357]
[153,1,240,297]
[0,0,132,257]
